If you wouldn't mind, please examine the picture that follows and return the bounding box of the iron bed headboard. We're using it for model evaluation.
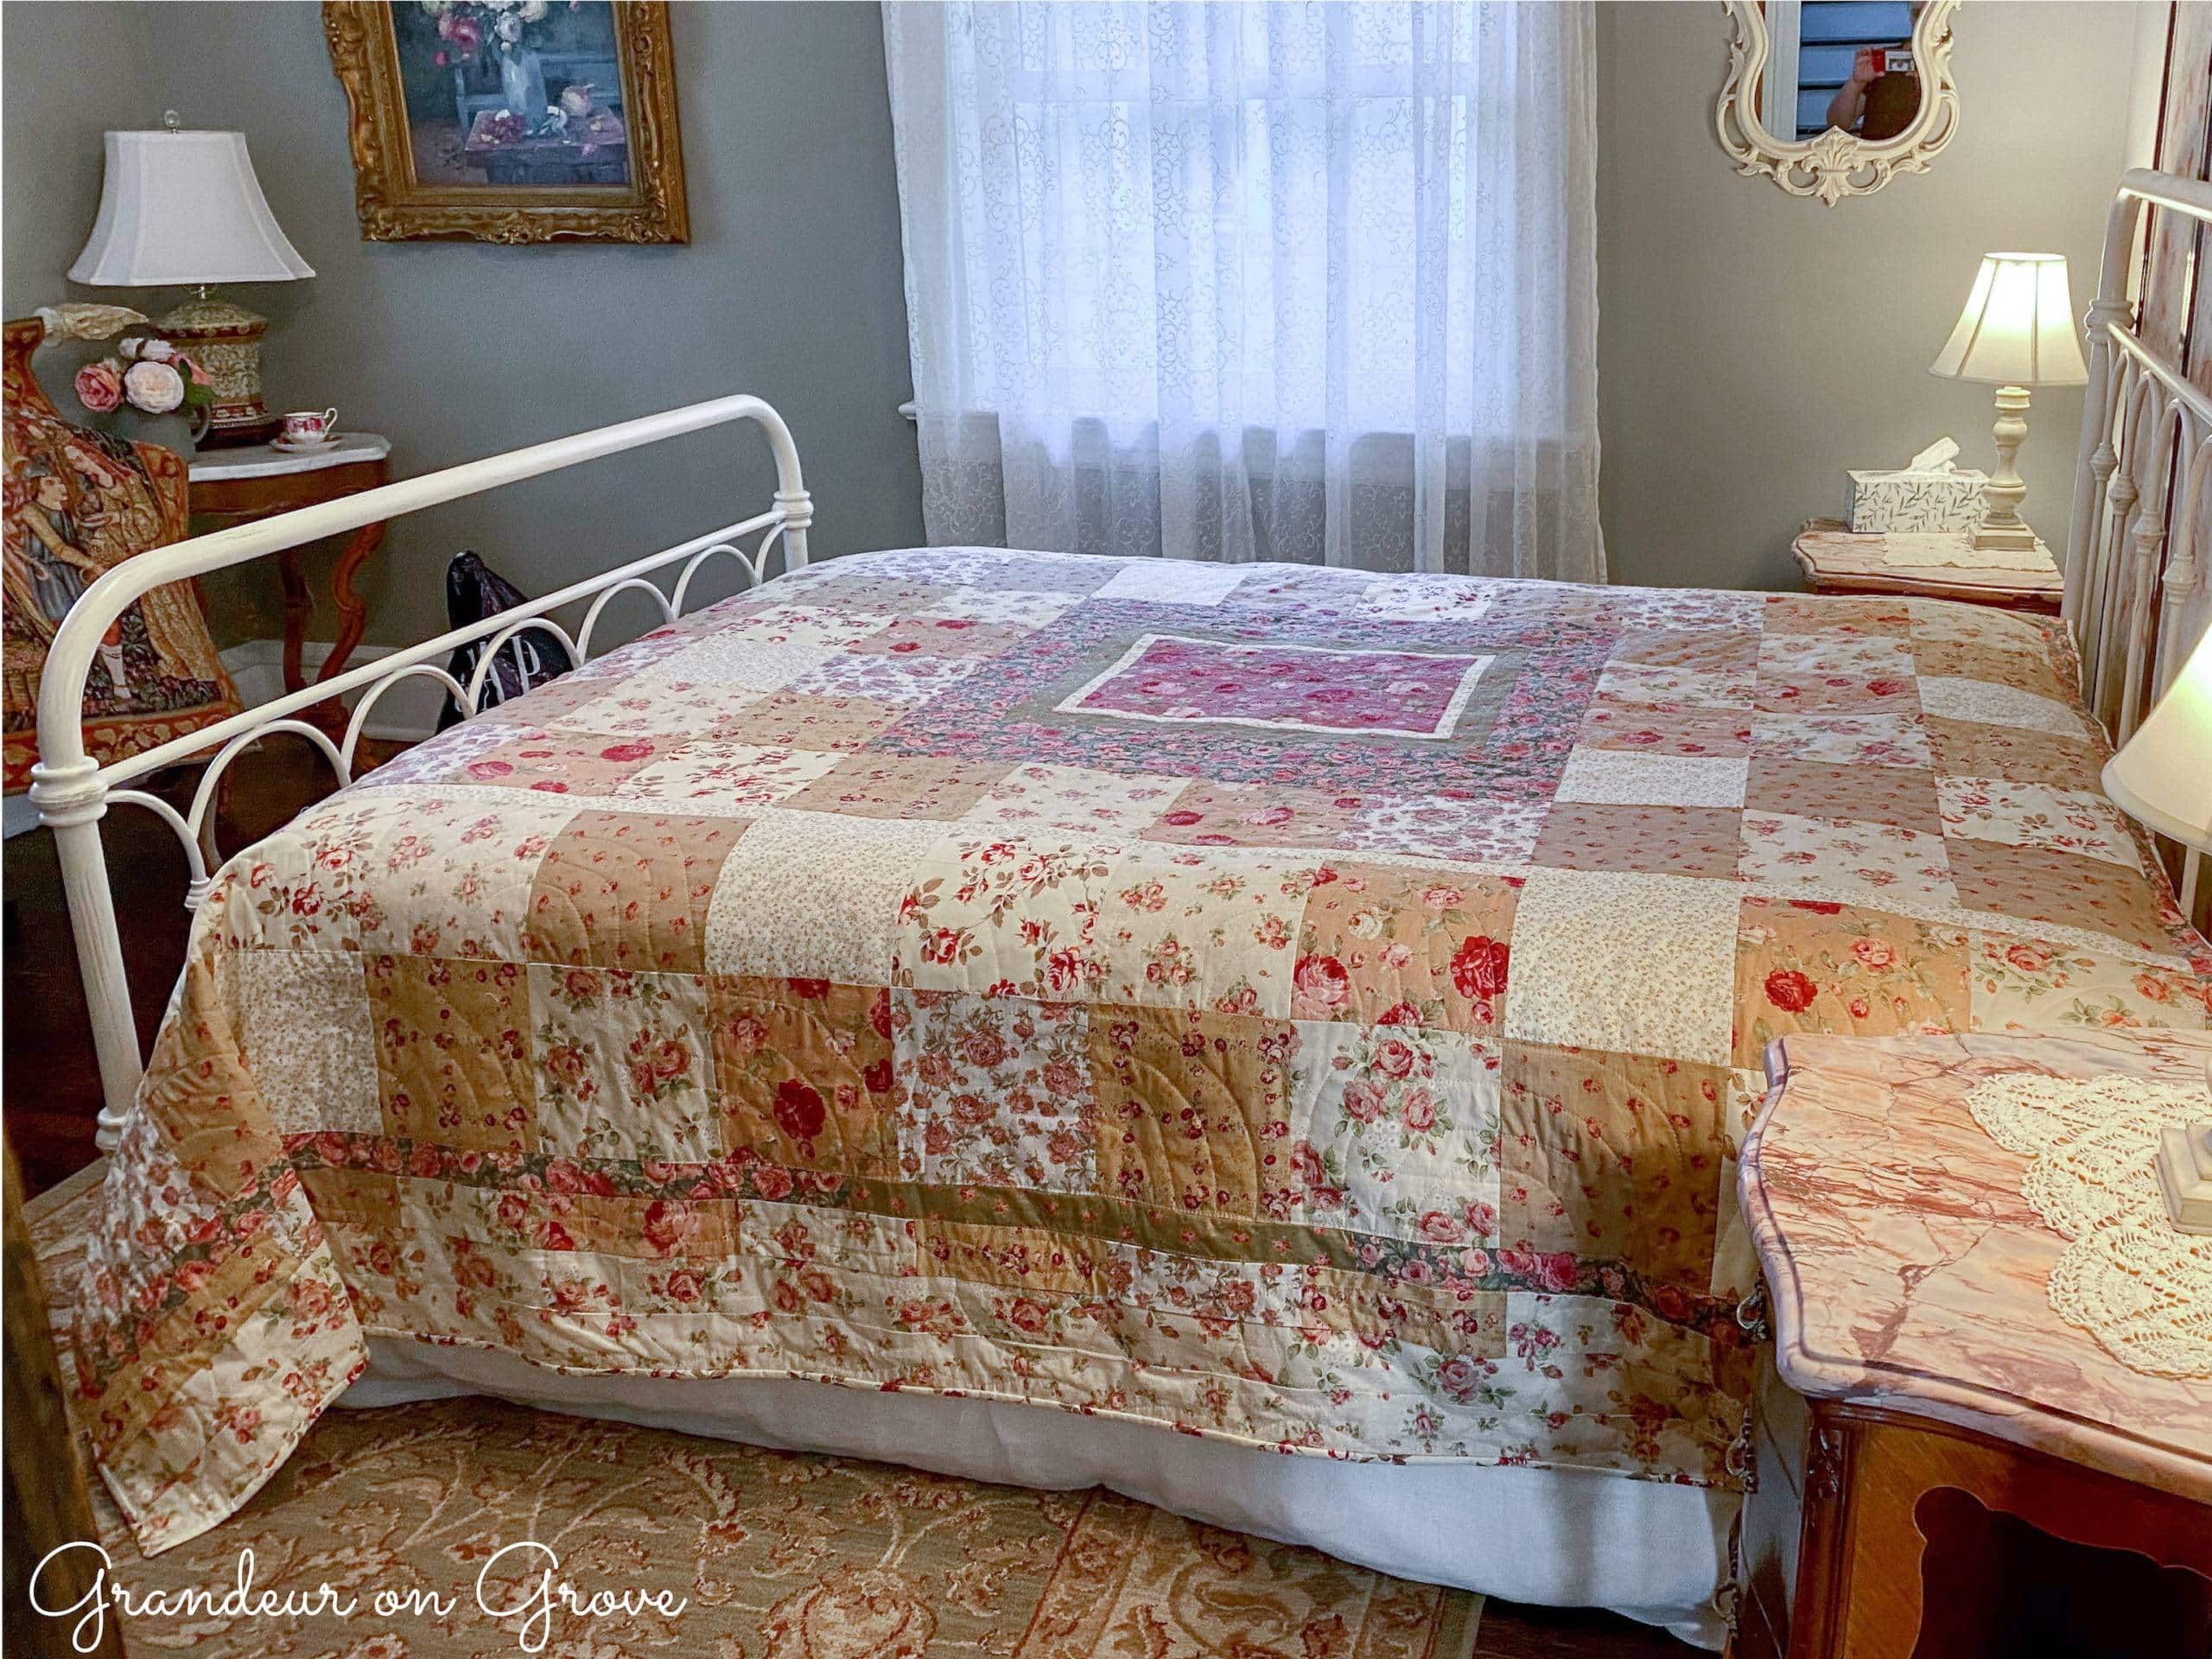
[29,395,811,1153]
[2065,166,2212,921]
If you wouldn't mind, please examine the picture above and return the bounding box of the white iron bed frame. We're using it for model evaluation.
[30,395,811,1153]
[27,168,2212,1150]
[2067,168,2212,913]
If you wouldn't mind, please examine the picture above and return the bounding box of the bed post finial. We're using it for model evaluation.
[28,755,142,1152]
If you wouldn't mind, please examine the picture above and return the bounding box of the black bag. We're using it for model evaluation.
[436,550,575,730]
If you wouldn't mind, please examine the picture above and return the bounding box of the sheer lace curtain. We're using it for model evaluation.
[882,1,1603,581]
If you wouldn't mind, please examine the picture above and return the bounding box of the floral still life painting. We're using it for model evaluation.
[324,0,688,243]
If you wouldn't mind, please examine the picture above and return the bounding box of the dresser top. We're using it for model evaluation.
[1792,517,2064,605]
[1744,1028,2212,1500]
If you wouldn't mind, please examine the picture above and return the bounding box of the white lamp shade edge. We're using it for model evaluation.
[1929,253,2089,389]
[2102,755,2212,855]
[68,130,313,288]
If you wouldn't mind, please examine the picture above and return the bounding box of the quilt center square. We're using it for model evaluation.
[1056,632,1494,740]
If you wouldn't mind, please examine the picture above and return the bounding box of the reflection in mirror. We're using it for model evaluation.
[1758,2,1925,144]
[1718,0,1959,204]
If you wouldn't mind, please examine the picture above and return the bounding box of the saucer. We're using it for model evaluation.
[271,435,340,454]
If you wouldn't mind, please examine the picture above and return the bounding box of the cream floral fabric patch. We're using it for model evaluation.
[1916,675,2095,738]
[1937,776,2144,872]
[233,948,380,1135]
[704,809,944,983]
[1554,750,1749,808]
[1503,868,1740,1065]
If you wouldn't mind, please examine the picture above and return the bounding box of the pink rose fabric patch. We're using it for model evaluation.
[1057,632,1492,739]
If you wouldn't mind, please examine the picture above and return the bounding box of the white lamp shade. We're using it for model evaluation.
[69,130,313,287]
[1929,253,2088,388]
[2103,628,2212,853]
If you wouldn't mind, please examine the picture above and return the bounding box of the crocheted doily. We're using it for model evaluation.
[1966,1072,2212,1380]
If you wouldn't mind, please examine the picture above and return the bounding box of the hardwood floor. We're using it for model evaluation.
[2,747,1704,1656]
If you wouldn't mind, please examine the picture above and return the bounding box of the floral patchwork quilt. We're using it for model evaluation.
[78,548,2210,1554]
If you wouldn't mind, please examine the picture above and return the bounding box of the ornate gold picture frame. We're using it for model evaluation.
[323,1,689,245]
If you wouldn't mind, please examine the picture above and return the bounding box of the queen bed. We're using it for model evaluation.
[35,171,2212,1652]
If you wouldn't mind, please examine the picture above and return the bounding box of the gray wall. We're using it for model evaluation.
[1,3,151,314]
[1596,1,2144,591]
[4,0,922,644]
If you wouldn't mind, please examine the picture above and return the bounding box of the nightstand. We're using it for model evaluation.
[1792,518,2064,614]
[1735,1029,2212,1659]
[188,432,392,733]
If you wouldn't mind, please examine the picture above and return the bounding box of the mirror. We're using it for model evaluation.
[1718,0,1961,204]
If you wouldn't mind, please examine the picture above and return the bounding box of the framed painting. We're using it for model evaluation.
[323,1,688,244]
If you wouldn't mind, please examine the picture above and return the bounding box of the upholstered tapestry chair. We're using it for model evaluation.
[3,309,238,798]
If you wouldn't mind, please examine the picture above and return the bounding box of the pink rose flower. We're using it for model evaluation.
[1401,1089,1438,1132]
[1450,935,1510,1003]
[1433,1353,1485,1402]
[1341,1079,1387,1124]
[1291,953,1351,1016]
[1850,936,1896,971]
[74,358,124,414]
[124,358,185,415]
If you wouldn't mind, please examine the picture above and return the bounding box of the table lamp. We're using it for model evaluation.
[2102,627,2212,1235]
[69,117,314,446]
[1929,252,2089,554]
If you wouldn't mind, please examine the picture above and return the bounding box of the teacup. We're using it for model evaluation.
[278,408,339,447]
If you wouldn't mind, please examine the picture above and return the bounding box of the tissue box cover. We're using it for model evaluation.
[1846,467,1987,533]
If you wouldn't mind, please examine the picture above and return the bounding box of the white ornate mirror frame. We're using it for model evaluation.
[1716,0,1962,205]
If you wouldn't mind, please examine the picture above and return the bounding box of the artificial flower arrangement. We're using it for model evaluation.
[73,332,215,436]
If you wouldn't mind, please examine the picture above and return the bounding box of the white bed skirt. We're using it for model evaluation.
[344,1339,1732,1649]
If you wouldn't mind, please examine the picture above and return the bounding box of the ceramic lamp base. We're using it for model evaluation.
[1969,385,2040,553]
[158,291,277,446]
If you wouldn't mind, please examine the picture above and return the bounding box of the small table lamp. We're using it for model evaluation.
[69,118,314,446]
[2102,627,2212,1235]
[1929,252,2089,554]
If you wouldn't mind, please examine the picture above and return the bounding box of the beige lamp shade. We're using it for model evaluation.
[2103,628,2212,853]
[1929,253,2088,388]
[70,130,313,286]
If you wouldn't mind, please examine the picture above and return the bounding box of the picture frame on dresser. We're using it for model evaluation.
[322,0,689,245]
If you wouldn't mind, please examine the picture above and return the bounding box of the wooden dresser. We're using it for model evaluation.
[1735,1029,2212,1659]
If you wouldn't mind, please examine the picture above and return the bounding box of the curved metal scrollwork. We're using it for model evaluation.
[672,524,781,617]
[575,578,680,662]
[342,664,471,776]
[464,617,584,715]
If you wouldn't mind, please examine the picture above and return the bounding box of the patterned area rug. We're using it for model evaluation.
[27,1169,1483,1658]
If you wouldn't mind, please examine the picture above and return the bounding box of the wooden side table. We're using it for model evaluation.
[188,433,391,731]
[1737,1029,2212,1659]
[1792,518,2064,614]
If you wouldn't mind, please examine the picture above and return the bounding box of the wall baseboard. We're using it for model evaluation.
[219,639,444,743]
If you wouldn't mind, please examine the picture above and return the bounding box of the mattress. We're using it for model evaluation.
[76,548,2209,1614]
